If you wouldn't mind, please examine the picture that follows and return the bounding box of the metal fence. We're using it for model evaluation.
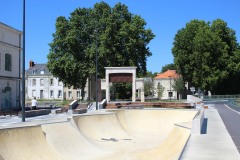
[203,95,240,108]
[203,95,240,100]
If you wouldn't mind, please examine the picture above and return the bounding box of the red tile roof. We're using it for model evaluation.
[154,70,180,79]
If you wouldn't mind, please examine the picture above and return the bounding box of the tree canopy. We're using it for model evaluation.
[161,63,175,73]
[47,2,155,90]
[172,19,240,94]
[172,77,185,99]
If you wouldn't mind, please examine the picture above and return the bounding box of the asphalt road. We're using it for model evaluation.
[213,102,240,153]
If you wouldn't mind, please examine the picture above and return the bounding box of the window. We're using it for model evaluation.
[58,90,62,98]
[50,90,54,97]
[32,79,36,86]
[77,91,80,98]
[50,79,54,86]
[40,90,44,99]
[40,79,44,86]
[68,91,72,98]
[58,81,62,86]
[32,90,36,97]
[40,70,45,74]
[5,53,12,71]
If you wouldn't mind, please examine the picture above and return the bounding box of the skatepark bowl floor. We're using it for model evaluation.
[0,109,199,160]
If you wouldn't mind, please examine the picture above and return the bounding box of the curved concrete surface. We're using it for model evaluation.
[0,126,62,160]
[0,109,198,160]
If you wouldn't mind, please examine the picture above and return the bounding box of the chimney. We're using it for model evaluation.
[29,60,35,68]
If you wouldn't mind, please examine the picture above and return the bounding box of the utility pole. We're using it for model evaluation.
[169,76,172,102]
[95,29,98,110]
[21,0,26,122]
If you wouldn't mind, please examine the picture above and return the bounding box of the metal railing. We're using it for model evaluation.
[203,95,240,100]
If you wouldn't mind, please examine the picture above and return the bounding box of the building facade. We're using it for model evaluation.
[0,22,22,111]
[154,70,180,100]
[64,86,88,101]
[26,61,90,101]
[26,61,64,100]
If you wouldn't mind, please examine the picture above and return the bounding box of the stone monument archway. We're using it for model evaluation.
[105,67,136,102]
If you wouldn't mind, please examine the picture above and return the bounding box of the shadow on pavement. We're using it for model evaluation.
[201,118,208,134]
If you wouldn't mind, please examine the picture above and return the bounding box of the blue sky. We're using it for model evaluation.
[1,0,240,73]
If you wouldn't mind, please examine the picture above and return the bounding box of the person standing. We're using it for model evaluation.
[31,97,38,110]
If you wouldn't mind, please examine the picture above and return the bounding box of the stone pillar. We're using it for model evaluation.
[141,81,145,102]
[106,71,110,102]
[132,72,136,102]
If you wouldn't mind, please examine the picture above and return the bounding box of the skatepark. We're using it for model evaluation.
[0,102,240,160]
[0,109,198,160]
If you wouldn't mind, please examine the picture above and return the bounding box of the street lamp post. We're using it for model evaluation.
[21,0,26,122]
[95,30,98,110]
[169,76,172,102]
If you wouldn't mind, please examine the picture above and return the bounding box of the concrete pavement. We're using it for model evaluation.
[214,103,240,153]
[181,108,240,160]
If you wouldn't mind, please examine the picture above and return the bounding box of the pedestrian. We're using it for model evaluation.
[31,97,38,110]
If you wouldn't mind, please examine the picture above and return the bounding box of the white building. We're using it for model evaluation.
[64,86,88,101]
[26,61,64,100]
[154,70,180,100]
[26,60,91,101]
[0,22,22,112]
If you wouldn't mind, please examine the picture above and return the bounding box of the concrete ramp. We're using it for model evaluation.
[134,125,191,160]
[0,126,61,160]
[0,109,198,160]
[42,121,108,160]
[72,110,197,159]
[113,110,196,136]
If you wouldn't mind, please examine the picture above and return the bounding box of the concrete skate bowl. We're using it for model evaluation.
[0,109,198,160]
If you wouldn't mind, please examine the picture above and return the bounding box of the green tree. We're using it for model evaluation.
[172,77,185,99]
[161,63,175,73]
[144,78,154,96]
[47,2,155,94]
[157,83,165,99]
[114,82,132,100]
[172,19,240,94]
[139,71,158,78]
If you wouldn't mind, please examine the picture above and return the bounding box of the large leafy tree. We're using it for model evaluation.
[161,63,175,73]
[47,2,155,92]
[157,83,165,99]
[139,71,158,78]
[172,19,240,94]
[143,78,155,97]
[172,77,185,99]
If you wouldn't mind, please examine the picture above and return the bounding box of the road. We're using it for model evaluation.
[212,102,240,153]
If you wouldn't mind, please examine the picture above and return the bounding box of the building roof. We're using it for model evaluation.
[154,70,180,79]
[26,63,52,76]
[0,21,22,34]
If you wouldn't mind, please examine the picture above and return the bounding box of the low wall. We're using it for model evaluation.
[191,109,204,134]
[106,102,194,109]
[18,109,51,118]
[187,95,202,103]
[73,108,87,114]
[69,100,78,110]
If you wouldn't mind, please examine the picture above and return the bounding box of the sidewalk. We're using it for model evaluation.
[0,111,71,129]
[181,108,240,160]
[0,109,105,129]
